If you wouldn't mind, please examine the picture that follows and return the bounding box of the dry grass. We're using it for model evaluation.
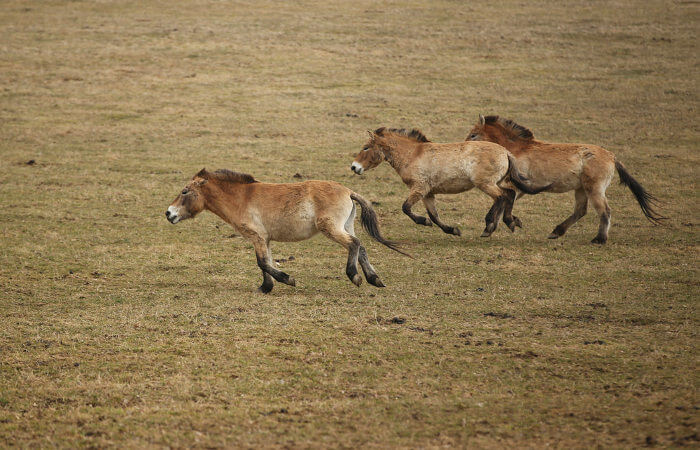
[0,0,698,447]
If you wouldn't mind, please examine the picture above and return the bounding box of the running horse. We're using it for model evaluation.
[166,169,407,293]
[351,128,550,237]
[466,115,665,243]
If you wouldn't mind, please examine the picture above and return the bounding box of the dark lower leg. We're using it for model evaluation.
[258,271,274,293]
[501,189,521,232]
[346,238,362,286]
[549,189,587,239]
[255,252,295,286]
[423,195,461,236]
[358,246,384,287]
[482,196,506,237]
[589,193,611,244]
[591,211,610,244]
[402,191,431,226]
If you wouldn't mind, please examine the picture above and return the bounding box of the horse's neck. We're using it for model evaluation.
[383,140,417,173]
[202,182,245,224]
[492,135,532,154]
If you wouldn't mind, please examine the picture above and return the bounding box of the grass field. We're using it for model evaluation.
[1,0,698,447]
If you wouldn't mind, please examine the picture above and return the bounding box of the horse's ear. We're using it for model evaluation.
[195,168,209,179]
[478,114,485,126]
[374,127,386,136]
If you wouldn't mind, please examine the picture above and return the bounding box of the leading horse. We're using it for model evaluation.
[466,115,665,243]
[166,169,407,293]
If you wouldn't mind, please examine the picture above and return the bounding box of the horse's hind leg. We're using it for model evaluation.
[344,207,384,287]
[252,238,296,287]
[402,189,432,227]
[589,191,611,244]
[478,184,507,237]
[548,188,587,239]
[423,195,461,236]
[501,189,522,232]
[320,217,362,286]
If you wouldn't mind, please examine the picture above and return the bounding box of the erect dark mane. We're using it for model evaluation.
[375,127,430,143]
[208,168,257,184]
[484,115,534,141]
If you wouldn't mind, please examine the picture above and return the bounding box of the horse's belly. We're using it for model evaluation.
[432,178,473,194]
[264,201,319,242]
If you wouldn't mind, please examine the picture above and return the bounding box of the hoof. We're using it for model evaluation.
[547,233,560,239]
[480,231,492,238]
[417,218,432,227]
[591,237,607,245]
[366,274,385,288]
[257,284,273,294]
[507,222,517,232]
[513,217,522,228]
[351,274,362,287]
[283,276,296,286]
[452,227,461,237]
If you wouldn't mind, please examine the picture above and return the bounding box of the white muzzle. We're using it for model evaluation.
[350,162,364,175]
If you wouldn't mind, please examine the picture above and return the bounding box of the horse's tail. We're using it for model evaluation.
[506,154,552,194]
[350,193,412,258]
[615,159,666,225]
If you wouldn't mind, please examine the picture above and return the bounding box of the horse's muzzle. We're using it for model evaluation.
[166,207,181,224]
[350,162,364,175]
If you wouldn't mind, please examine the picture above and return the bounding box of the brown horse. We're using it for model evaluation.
[166,169,407,293]
[466,115,665,243]
[351,128,550,237]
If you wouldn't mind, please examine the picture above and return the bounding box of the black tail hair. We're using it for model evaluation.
[507,154,552,194]
[615,160,666,225]
[350,193,411,257]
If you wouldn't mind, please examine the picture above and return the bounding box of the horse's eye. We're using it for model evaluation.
[469,134,478,140]
[181,189,188,195]
[362,147,369,152]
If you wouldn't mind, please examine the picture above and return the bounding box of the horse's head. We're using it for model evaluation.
[351,129,387,175]
[166,169,209,224]
[466,115,533,149]
[465,114,492,142]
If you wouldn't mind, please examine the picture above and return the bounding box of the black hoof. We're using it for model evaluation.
[258,283,273,294]
[480,231,493,238]
[451,227,461,236]
[591,236,607,245]
[416,217,432,226]
[547,233,560,239]
[349,274,362,287]
[281,274,296,286]
[513,216,522,228]
[506,221,517,232]
[366,274,385,288]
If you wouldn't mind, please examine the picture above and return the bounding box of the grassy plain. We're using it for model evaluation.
[0,0,698,447]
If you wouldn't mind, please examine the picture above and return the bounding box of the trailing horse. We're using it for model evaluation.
[351,127,550,237]
[466,115,665,243]
[166,169,407,293]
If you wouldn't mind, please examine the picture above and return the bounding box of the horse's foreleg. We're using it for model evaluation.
[549,188,587,239]
[252,239,296,287]
[501,189,522,232]
[402,190,432,226]
[422,195,460,236]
